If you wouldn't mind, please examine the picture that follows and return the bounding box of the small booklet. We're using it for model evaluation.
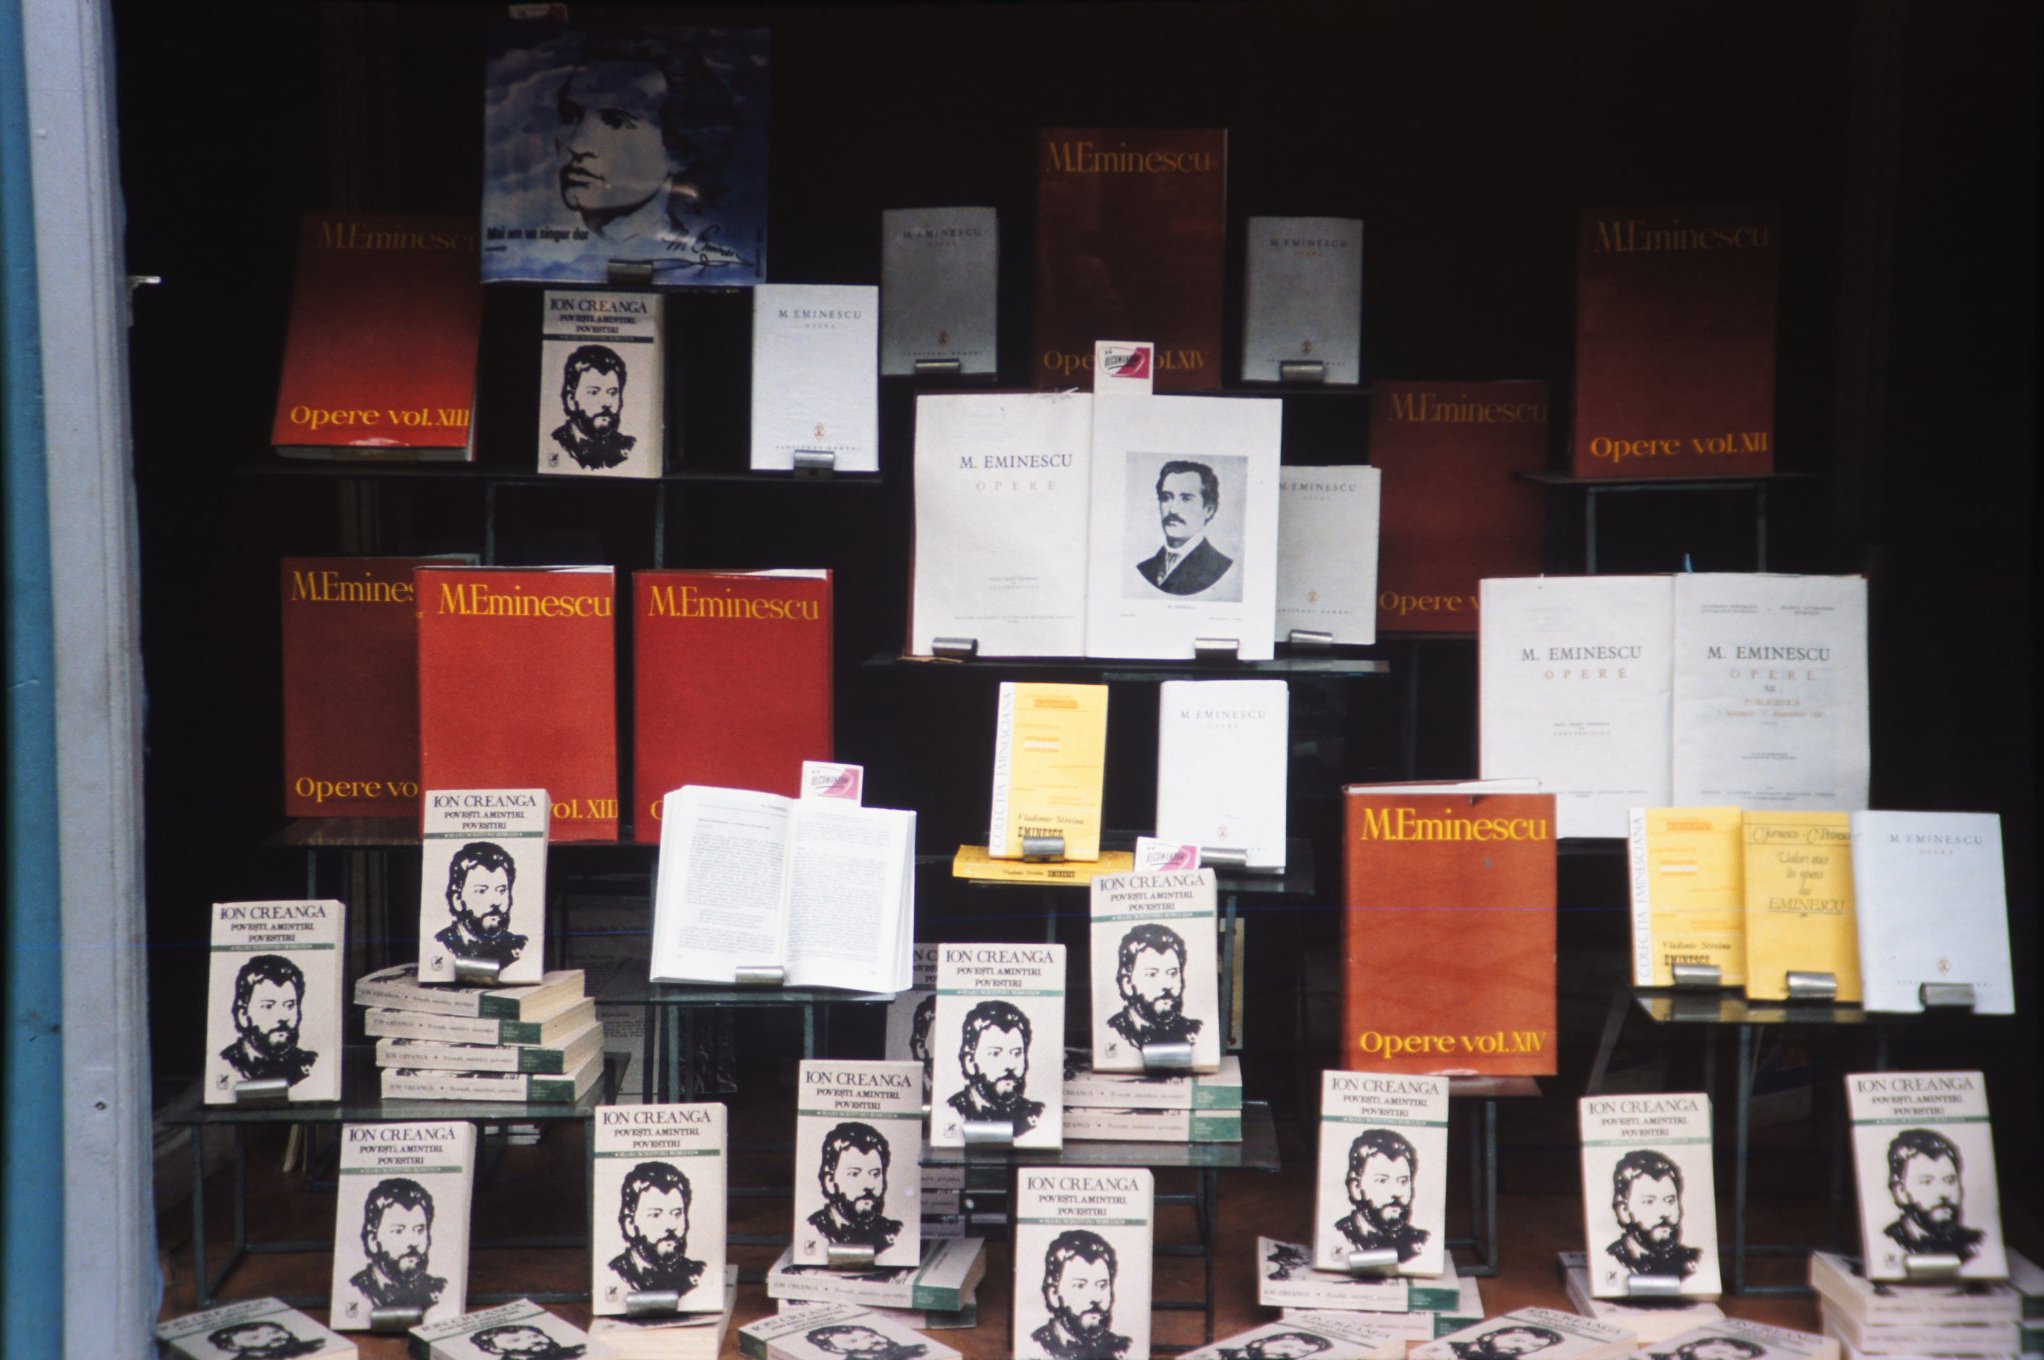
[881,206,997,377]
[765,1237,987,1313]
[1314,1071,1450,1276]
[1242,216,1364,385]
[649,785,915,990]
[929,944,1066,1149]
[988,682,1109,861]
[1088,867,1221,1073]
[328,1121,476,1331]
[1013,1167,1153,1360]
[1628,807,1746,988]
[538,288,665,478]
[591,1102,728,1315]
[1276,466,1381,646]
[410,1299,598,1360]
[1153,679,1290,870]
[1412,1307,1634,1360]
[1578,1092,1723,1297]
[1643,1319,1840,1360]
[203,899,345,1105]
[1846,1071,2007,1280]
[793,1060,924,1268]
[743,1302,961,1360]
[750,284,879,472]
[1742,811,1861,1003]
[1185,1315,1405,1360]
[157,1297,356,1359]
[419,789,549,984]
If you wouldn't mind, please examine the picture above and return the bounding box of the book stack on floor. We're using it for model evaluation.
[408,1299,599,1360]
[1061,1050,1245,1143]
[353,963,605,1104]
[1258,1238,1483,1344]
[742,1302,961,1360]
[765,1236,987,1329]
[157,1297,356,1359]
[1558,1250,1724,1345]
[1811,1250,2029,1360]
[588,1267,740,1360]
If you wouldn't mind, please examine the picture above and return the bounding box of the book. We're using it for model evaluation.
[1087,867,1222,1072]
[1242,216,1364,385]
[1340,786,1558,1077]
[1561,1252,1724,1343]
[792,1060,924,1267]
[328,1121,476,1331]
[881,207,998,377]
[380,1050,602,1104]
[882,983,938,1105]
[1187,1315,1405,1360]
[1276,467,1382,646]
[987,682,1108,861]
[775,1299,980,1332]
[156,1297,356,1359]
[648,785,915,990]
[1033,128,1225,393]
[1258,1238,1465,1313]
[1645,1320,1840,1360]
[742,1304,961,1360]
[632,569,834,839]
[1063,1105,1242,1143]
[203,900,344,1105]
[1314,1071,1449,1276]
[750,284,879,472]
[1571,205,1778,479]
[1847,1072,2008,1280]
[1822,1308,2019,1358]
[1013,1167,1153,1360]
[929,943,1065,1149]
[1627,807,1746,988]
[1286,1296,1487,1342]
[1064,1052,1243,1110]
[353,963,586,1021]
[589,1266,738,1360]
[1809,1251,2021,1325]
[271,214,479,461]
[481,22,769,286]
[418,789,549,984]
[1742,811,1861,1003]
[538,288,665,478]
[373,1019,604,1076]
[410,1300,598,1360]
[592,1103,728,1315]
[1578,1092,1723,1297]
[1153,680,1290,871]
[1413,1308,1634,1360]
[950,846,1136,884]
[1850,813,2014,1014]
[765,1238,986,1313]
[416,565,618,842]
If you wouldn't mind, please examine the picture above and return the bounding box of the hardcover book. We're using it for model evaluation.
[203,900,344,1106]
[592,1103,728,1315]
[1276,467,1382,646]
[1644,1320,1839,1360]
[1627,807,1746,988]
[881,207,998,377]
[1850,812,2014,1015]
[1064,1052,1242,1110]
[271,214,479,460]
[1012,1167,1154,1360]
[481,22,769,286]
[792,1060,924,1267]
[538,288,665,478]
[633,569,833,838]
[410,1300,597,1360]
[1846,1072,2007,1281]
[1413,1308,1633,1360]
[353,963,586,1021]
[1578,1092,1723,1297]
[929,943,1066,1149]
[1186,1316,1405,1360]
[156,1297,356,1359]
[764,1238,987,1312]
[1033,128,1226,393]
[328,1121,476,1331]
[742,1303,961,1360]
[1369,380,1548,635]
[1153,680,1290,870]
[987,682,1108,861]
[1314,1071,1450,1276]
[373,1019,603,1076]
[418,789,549,984]
[416,566,618,842]
[1561,1252,1724,1343]
[1258,1238,1465,1314]
[1742,811,1861,1003]
[1087,867,1221,1072]
[379,1050,602,1103]
[750,284,879,472]
[1242,215,1364,385]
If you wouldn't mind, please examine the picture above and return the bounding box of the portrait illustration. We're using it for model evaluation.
[1122,453,1246,604]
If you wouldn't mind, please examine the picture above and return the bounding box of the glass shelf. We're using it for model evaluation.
[240,461,882,486]
[921,1101,1278,1172]
[1628,985,2015,1028]
[869,651,1390,680]
[157,1049,622,1127]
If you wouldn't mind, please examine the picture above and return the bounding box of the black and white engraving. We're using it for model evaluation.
[807,1123,903,1254]
[550,345,636,470]
[803,1322,930,1360]
[435,841,531,968]
[946,999,1044,1134]
[1208,1333,1332,1360]
[1578,1093,1722,1298]
[1604,1150,1704,1281]
[1104,923,1202,1052]
[1132,458,1240,601]
[204,900,344,1106]
[1031,1230,1131,1360]
[349,1178,447,1313]
[419,791,548,984]
[467,1323,587,1358]
[203,1321,327,1359]
[218,954,319,1088]
[607,1161,707,1296]
[590,1103,726,1316]
[1089,869,1220,1073]
[1314,1072,1450,1276]
[1331,1128,1430,1264]
[1447,1324,1565,1359]
[1881,1128,1984,1263]
[1646,1341,1767,1360]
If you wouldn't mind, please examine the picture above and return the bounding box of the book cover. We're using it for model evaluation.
[352,963,586,1021]
[416,566,618,842]
[1571,205,1778,479]
[1341,789,1558,1077]
[1033,128,1225,393]
[1644,1320,1839,1360]
[156,1297,356,1360]
[1627,807,1746,988]
[1185,1316,1405,1360]
[481,22,769,286]
[1154,680,1290,870]
[1087,867,1221,1072]
[988,682,1108,861]
[380,1050,602,1103]
[1743,812,1861,1003]
[1013,1168,1153,1360]
[202,900,344,1106]
[1413,1307,1633,1360]
[883,987,938,1105]
[1062,1105,1242,1143]
[1314,1071,1450,1276]
[373,1019,603,1076]
[538,288,665,478]
[271,214,479,460]
[750,284,879,471]
[411,1299,597,1360]
[1276,467,1382,646]
[1851,812,2014,1015]
[951,846,1136,885]
[1286,1297,1486,1342]
[418,789,549,984]
[1847,1072,2008,1281]
[1242,216,1364,385]
[1064,1052,1242,1111]
[745,1304,961,1360]
[328,1122,477,1331]
[1369,380,1548,635]
[1579,1093,1723,1298]
[589,1266,738,1357]
[930,943,1065,1149]
[1807,1251,2020,1324]
[1562,1255,1724,1343]
[592,1103,728,1315]
[881,207,998,377]
[1258,1238,1465,1313]
[764,1238,986,1313]
[792,1060,924,1268]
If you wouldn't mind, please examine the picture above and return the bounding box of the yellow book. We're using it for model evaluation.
[1627,807,1746,987]
[951,845,1136,884]
[1741,811,1859,1002]
[986,682,1109,861]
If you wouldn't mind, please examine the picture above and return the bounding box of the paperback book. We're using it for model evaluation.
[1153,679,1289,870]
[793,1060,924,1267]
[1087,867,1221,1072]
[883,983,938,1104]
[1578,1092,1723,1297]
[1846,1071,2007,1280]
[987,682,1108,861]
[538,288,664,477]
[764,1238,987,1312]
[1560,1250,1724,1344]
[881,206,997,377]
[1644,1320,1839,1360]
[1628,807,1745,989]
[380,1051,602,1104]
[328,1122,476,1331]
[750,284,879,471]
[203,900,344,1105]
[588,1266,738,1359]
[592,1103,728,1315]
[742,1303,960,1360]
[419,789,549,984]
[1808,1250,2021,1324]
[373,1019,603,1076]
[353,963,586,1021]
[1013,1167,1154,1360]
[1276,466,1381,646]
[1314,1071,1449,1276]
[1258,1238,1464,1313]
[1063,1106,1242,1143]
[156,1298,355,1359]
[1742,811,1861,1003]
[1065,1052,1242,1110]
[930,943,1065,1148]
[410,1299,598,1360]
[1850,812,2014,1015]
[1186,1315,1405,1360]
[1412,1308,1633,1360]
[1241,216,1364,385]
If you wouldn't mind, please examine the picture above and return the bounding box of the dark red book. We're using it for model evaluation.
[416,566,618,841]
[1369,380,1549,634]
[271,213,481,459]
[1571,205,1778,478]
[632,569,834,842]
[1033,128,1226,392]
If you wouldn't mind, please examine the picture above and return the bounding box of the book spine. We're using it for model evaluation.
[987,684,1015,854]
[1628,807,1654,985]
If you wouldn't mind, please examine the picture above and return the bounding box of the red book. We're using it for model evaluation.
[1571,205,1778,479]
[417,566,618,841]
[1342,788,1557,1077]
[1370,380,1549,635]
[271,213,481,459]
[1033,128,1226,393]
[632,569,834,842]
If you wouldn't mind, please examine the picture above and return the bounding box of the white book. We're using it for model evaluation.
[1276,466,1381,645]
[538,289,665,478]
[362,996,599,1048]
[1847,1071,2008,1280]
[1286,1298,1486,1342]
[1809,1251,2021,1324]
[1824,1308,2020,1357]
[1850,812,2014,1014]
[411,1299,603,1360]
[765,1237,987,1312]
[777,1300,980,1332]
[352,962,586,1020]
[883,987,938,1106]
[380,1049,602,1104]
[203,899,345,1105]
[929,943,1065,1149]
[881,207,997,377]
[649,785,915,990]
[156,1297,356,1359]
[374,1018,604,1075]
[744,1303,962,1360]
[1412,1307,1634,1360]
[328,1121,476,1331]
[1063,1105,1242,1143]
[1064,1052,1243,1110]
[1154,679,1290,870]
[750,284,879,472]
[1824,1319,2020,1360]
[1185,1314,1405,1360]
[1646,1319,1840,1360]
[1578,1092,1723,1297]
[1561,1253,1723,1343]
[1242,216,1364,385]
[1670,573,1869,809]
[1480,575,1676,837]
[1088,867,1222,1072]
[1315,1071,1450,1276]
[792,1060,924,1267]
[418,789,549,984]
[1084,393,1283,660]
[909,391,1094,657]
[591,1103,728,1316]
[1259,1238,1468,1313]
[1013,1167,1153,1360]
[588,1266,737,1360]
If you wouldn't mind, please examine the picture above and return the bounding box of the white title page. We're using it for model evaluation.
[751,284,879,471]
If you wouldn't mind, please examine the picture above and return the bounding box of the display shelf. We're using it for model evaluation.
[239,460,884,485]
[870,650,1390,679]
[1514,469,1816,572]
[272,818,661,852]
[933,836,1318,900]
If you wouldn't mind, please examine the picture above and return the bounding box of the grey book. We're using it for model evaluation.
[1242,216,1363,384]
[881,207,998,376]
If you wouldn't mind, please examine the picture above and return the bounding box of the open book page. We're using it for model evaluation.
[785,802,915,991]
[650,785,794,983]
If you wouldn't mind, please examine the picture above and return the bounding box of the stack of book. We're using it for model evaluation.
[1258,1238,1483,1344]
[741,1302,960,1360]
[1061,1050,1245,1143]
[1811,1250,2028,1359]
[765,1237,986,1329]
[157,1297,355,1359]
[1558,1249,1724,1345]
[409,1299,599,1360]
[352,963,605,1103]
[1414,1308,1634,1360]
[588,1267,740,1360]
